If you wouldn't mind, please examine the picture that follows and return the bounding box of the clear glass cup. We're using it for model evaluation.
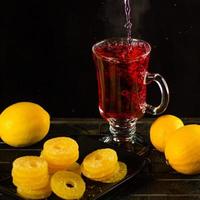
[92,38,169,150]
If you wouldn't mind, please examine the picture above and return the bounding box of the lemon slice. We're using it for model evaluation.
[17,184,52,199]
[13,174,49,189]
[100,161,127,183]
[42,137,79,165]
[12,156,48,178]
[51,171,85,199]
[82,148,118,178]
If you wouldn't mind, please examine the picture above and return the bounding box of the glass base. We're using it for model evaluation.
[99,133,149,156]
[99,118,150,156]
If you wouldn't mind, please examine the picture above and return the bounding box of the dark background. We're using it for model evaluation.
[0,0,200,118]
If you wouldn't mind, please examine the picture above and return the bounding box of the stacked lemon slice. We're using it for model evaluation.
[11,138,128,199]
[81,148,127,183]
[40,137,79,174]
[40,137,85,199]
[11,156,51,199]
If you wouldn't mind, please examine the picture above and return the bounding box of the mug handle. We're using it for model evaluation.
[145,72,170,115]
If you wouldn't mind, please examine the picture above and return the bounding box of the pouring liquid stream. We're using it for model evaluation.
[124,0,132,43]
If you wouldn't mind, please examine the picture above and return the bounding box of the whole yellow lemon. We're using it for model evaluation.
[0,102,50,147]
[150,114,184,152]
[165,125,200,175]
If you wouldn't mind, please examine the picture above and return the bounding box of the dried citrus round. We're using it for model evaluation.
[81,161,118,179]
[93,162,120,181]
[67,162,81,175]
[17,184,52,199]
[42,137,79,166]
[42,150,78,166]
[48,163,69,175]
[40,150,71,174]
[47,162,81,175]
[12,156,48,179]
[50,171,85,200]
[82,148,118,178]
[13,174,49,189]
[99,161,127,183]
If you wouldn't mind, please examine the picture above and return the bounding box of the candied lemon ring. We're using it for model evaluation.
[81,161,118,179]
[93,162,120,181]
[40,151,70,167]
[67,162,81,175]
[13,174,50,189]
[82,148,117,178]
[12,169,47,181]
[50,171,85,200]
[12,156,48,178]
[100,161,127,183]
[42,149,78,165]
[17,184,52,199]
[42,137,79,165]
[48,162,81,175]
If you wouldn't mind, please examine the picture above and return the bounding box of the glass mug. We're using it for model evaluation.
[92,38,169,148]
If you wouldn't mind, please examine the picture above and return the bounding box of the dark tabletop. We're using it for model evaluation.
[0,118,199,200]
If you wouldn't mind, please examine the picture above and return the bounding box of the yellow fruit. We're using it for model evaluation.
[93,162,120,181]
[0,102,50,147]
[41,137,79,174]
[12,156,50,189]
[17,184,52,199]
[41,150,70,174]
[81,161,118,180]
[82,148,117,177]
[48,162,81,176]
[13,174,49,189]
[50,171,86,200]
[99,161,127,183]
[165,125,200,175]
[67,162,81,175]
[150,114,184,152]
[12,156,48,178]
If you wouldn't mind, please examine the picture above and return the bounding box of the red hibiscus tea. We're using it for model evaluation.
[92,38,151,121]
[92,0,169,146]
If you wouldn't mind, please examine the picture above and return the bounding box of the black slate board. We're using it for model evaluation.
[0,135,147,200]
